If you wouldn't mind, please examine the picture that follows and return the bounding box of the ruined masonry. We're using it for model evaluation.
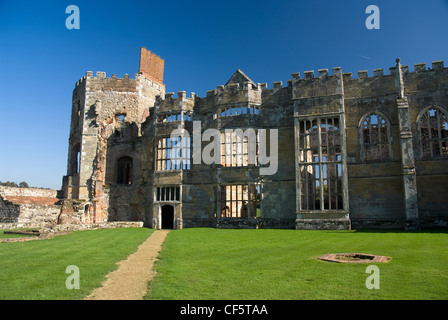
[1,48,447,230]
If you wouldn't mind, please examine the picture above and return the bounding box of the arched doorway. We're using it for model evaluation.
[161,205,174,229]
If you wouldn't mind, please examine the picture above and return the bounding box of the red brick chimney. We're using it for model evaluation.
[138,47,165,86]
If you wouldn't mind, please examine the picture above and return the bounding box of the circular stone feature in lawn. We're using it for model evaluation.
[317,253,391,263]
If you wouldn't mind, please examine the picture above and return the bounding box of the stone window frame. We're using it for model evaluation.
[72,100,81,129]
[219,104,260,118]
[155,186,181,202]
[218,183,261,218]
[116,156,133,185]
[220,129,260,168]
[417,105,448,159]
[297,115,346,212]
[115,113,126,123]
[358,111,393,162]
[156,136,191,171]
[158,112,192,123]
[69,142,81,175]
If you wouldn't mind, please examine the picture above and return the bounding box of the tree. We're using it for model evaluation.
[19,181,29,188]
[5,181,18,187]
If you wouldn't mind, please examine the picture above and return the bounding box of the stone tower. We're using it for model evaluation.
[62,48,165,222]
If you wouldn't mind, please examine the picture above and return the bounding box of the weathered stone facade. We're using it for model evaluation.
[0,186,102,229]
[57,49,448,230]
[0,186,62,228]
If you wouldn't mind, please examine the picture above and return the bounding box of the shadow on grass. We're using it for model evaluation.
[350,227,448,234]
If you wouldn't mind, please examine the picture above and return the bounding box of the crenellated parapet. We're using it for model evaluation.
[291,67,344,102]
[203,81,263,108]
[287,59,446,100]
[156,91,196,114]
[75,71,163,92]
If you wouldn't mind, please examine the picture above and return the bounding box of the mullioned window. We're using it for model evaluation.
[417,106,448,159]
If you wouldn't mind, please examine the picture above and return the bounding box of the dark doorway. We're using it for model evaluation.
[161,205,174,229]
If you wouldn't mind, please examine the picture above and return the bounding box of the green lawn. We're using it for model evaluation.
[1,227,447,300]
[0,227,153,300]
[145,228,448,300]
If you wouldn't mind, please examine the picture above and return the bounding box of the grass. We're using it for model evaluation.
[145,228,448,300]
[1,227,447,300]
[0,227,153,300]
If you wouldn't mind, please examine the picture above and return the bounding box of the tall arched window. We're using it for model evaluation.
[116,156,133,184]
[298,117,344,211]
[360,112,392,161]
[417,106,448,158]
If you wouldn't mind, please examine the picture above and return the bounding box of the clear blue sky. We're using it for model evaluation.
[1,0,448,189]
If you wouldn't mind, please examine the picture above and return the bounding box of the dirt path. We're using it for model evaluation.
[85,229,170,300]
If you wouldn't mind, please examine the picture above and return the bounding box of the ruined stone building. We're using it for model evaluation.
[3,48,447,230]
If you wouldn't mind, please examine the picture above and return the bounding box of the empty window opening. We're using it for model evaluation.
[74,101,81,127]
[220,130,259,167]
[116,156,133,184]
[69,143,81,175]
[158,112,191,123]
[219,105,259,117]
[76,151,81,174]
[156,137,191,170]
[156,186,180,202]
[360,113,391,161]
[249,105,260,115]
[298,117,344,211]
[219,184,260,218]
[418,107,448,158]
[116,114,126,123]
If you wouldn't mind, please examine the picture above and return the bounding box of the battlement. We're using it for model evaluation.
[75,76,87,87]
[339,60,444,81]
[74,71,164,91]
[203,81,263,98]
[257,79,295,92]
[341,66,405,80]
[156,91,196,113]
[289,67,343,82]
[289,60,445,83]
[159,91,196,101]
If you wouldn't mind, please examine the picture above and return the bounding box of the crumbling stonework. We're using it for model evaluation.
[0,186,61,227]
[0,186,100,229]
[54,49,448,230]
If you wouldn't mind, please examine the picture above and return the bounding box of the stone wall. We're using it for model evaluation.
[63,66,165,207]
[0,186,58,198]
[60,51,448,230]
[43,221,144,233]
[0,186,62,227]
